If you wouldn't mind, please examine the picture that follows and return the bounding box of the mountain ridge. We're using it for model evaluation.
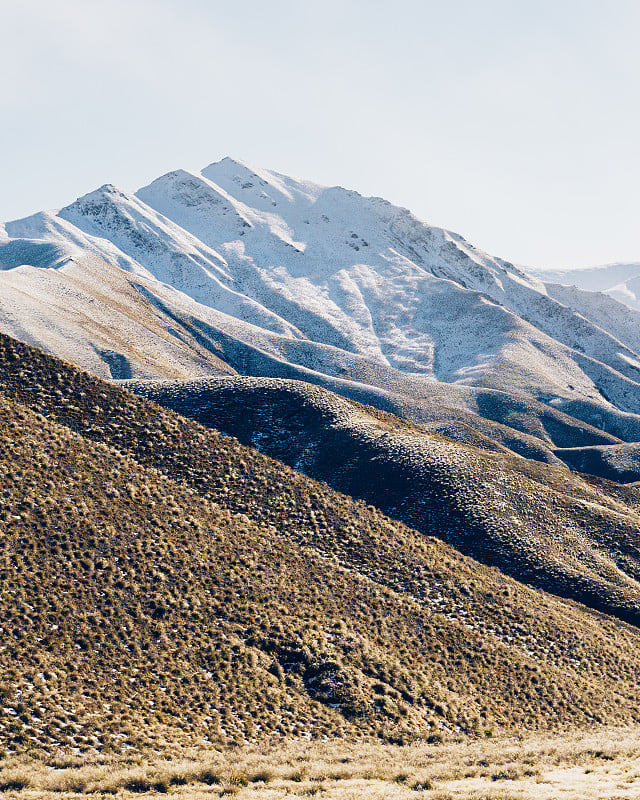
[530,262,640,310]
[122,373,640,626]
[2,158,640,481]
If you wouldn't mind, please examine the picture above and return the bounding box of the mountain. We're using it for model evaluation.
[3,330,640,754]
[530,263,640,310]
[3,158,640,481]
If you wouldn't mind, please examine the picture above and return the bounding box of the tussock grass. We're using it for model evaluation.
[129,375,640,628]
[2,332,640,754]
[0,730,639,798]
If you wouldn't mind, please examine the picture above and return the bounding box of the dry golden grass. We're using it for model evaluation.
[128,375,640,628]
[2,330,640,754]
[1,729,640,798]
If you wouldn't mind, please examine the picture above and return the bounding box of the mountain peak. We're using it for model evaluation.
[3,156,640,468]
[201,157,323,207]
[65,183,132,212]
[202,156,258,180]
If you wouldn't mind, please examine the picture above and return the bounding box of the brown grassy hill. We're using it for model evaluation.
[3,331,640,755]
[123,376,640,626]
[555,441,640,485]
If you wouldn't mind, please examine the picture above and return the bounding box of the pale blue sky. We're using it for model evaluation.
[2,0,639,267]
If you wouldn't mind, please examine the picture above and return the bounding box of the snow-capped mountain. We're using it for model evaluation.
[530,262,640,310]
[2,157,640,476]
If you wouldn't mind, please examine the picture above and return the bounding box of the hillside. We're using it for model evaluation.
[124,375,640,626]
[3,332,640,753]
[3,159,640,482]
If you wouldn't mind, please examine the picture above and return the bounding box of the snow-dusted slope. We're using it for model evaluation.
[530,263,640,310]
[2,157,640,472]
[0,251,235,380]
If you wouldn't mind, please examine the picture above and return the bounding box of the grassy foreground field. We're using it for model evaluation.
[1,729,640,799]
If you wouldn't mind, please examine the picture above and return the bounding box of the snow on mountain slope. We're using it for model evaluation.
[542,283,640,357]
[135,161,640,400]
[530,263,640,310]
[2,157,640,472]
[607,275,640,310]
[0,252,235,379]
[0,238,77,271]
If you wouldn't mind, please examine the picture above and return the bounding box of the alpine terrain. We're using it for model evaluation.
[3,330,640,757]
[2,160,640,789]
[3,158,640,484]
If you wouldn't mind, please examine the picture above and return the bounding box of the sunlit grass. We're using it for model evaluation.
[2,329,640,757]
[1,729,640,798]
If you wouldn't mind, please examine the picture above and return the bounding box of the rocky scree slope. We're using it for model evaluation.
[3,332,640,752]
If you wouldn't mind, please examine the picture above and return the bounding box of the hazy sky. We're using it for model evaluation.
[2,0,639,268]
